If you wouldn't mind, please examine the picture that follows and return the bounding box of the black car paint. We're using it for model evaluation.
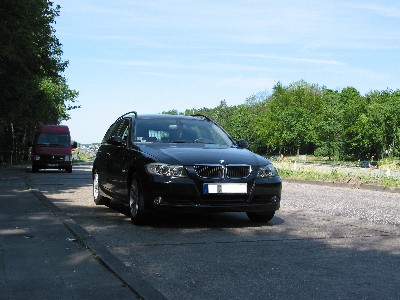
[93,114,282,220]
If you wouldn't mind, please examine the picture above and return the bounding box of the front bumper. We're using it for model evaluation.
[32,159,71,170]
[142,175,282,213]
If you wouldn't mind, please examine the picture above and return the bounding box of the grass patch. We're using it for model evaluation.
[276,161,400,189]
[72,151,93,163]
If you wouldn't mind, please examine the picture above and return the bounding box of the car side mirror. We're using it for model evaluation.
[71,141,78,149]
[236,140,249,149]
[107,136,126,146]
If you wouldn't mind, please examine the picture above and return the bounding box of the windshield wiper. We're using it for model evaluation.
[170,140,192,143]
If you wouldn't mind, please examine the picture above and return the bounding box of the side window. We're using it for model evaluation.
[114,119,130,138]
[102,123,116,144]
[121,119,130,143]
[103,118,130,144]
[134,120,167,142]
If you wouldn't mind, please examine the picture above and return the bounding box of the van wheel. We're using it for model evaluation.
[32,166,39,173]
[66,166,72,173]
[246,211,275,223]
[93,170,108,205]
[129,177,149,225]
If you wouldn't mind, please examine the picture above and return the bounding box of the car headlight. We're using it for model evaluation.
[33,155,41,161]
[145,163,188,177]
[257,164,278,178]
[65,155,72,161]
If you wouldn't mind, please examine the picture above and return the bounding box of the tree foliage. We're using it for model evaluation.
[0,0,79,162]
[315,89,344,159]
[166,81,400,161]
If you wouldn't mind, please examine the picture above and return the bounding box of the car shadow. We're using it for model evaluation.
[105,198,285,229]
[27,168,70,174]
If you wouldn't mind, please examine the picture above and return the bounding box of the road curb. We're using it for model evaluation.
[24,168,167,300]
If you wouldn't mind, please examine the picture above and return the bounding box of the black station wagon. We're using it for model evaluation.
[92,112,282,224]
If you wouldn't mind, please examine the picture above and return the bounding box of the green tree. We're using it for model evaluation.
[0,0,79,162]
[158,82,400,162]
[256,81,323,155]
[162,109,181,115]
[315,89,344,160]
[339,87,368,159]
[364,89,400,159]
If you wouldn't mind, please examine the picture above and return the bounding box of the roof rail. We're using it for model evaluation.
[191,114,211,121]
[117,111,137,121]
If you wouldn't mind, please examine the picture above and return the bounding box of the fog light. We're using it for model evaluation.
[153,197,165,205]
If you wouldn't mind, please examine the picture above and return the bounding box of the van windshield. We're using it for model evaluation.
[36,133,70,147]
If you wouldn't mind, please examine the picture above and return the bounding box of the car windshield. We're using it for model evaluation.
[134,118,234,146]
[36,133,70,147]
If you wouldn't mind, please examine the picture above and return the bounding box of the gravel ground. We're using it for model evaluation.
[282,181,400,226]
[275,161,400,178]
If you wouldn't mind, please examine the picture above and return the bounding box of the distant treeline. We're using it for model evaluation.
[0,1,78,163]
[164,80,400,161]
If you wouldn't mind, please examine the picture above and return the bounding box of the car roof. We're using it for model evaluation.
[35,125,70,133]
[125,113,207,121]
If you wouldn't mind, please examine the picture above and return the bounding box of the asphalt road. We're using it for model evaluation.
[28,164,400,299]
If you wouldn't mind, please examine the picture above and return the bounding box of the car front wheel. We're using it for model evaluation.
[129,177,149,225]
[93,170,108,205]
[246,211,275,223]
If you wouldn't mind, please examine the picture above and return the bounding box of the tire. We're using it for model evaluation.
[93,170,108,205]
[66,166,72,173]
[246,211,275,223]
[31,165,39,173]
[129,177,150,225]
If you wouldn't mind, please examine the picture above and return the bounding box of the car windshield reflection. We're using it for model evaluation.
[134,118,233,146]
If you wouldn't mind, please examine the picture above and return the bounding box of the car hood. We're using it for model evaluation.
[137,143,269,166]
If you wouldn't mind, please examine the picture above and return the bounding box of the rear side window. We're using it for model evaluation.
[102,124,116,143]
[102,118,130,144]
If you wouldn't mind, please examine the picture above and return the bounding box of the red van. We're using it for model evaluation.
[31,125,74,173]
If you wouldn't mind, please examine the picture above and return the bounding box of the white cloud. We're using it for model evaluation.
[229,54,344,66]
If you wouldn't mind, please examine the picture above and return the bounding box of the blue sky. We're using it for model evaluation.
[55,0,400,144]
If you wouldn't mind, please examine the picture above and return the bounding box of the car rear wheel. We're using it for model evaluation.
[246,211,275,223]
[129,177,150,225]
[93,170,108,205]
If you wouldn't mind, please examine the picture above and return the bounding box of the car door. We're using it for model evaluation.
[106,117,133,200]
[96,122,117,194]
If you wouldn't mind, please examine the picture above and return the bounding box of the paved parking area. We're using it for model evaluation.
[24,164,400,299]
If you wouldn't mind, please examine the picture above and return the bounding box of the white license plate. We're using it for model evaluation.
[203,183,247,194]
